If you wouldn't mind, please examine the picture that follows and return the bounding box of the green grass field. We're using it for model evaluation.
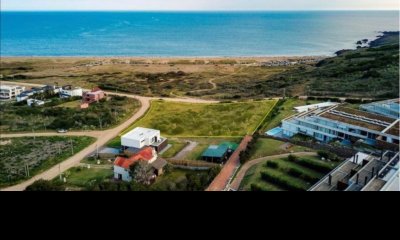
[240,155,338,191]
[126,100,277,137]
[248,138,312,160]
[62,167,113,188]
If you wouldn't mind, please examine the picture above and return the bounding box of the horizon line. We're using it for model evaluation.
[1,9,398,12]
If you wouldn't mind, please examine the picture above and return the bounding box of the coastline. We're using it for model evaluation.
[0,55,326,64]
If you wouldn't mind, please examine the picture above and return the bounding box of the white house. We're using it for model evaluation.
[122,127,162,149]
[27,99,45,107]
[0,85,25,99]
[60,85,83,98]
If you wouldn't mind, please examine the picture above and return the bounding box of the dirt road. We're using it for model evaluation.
[229,152,318,191]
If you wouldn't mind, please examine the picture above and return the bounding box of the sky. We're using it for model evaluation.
[2,0,399,11]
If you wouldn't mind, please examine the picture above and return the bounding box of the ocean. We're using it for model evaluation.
[1,11,399,57]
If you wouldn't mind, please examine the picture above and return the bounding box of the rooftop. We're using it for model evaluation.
[114,147,155,169]
[318,106,398,133]
[335,106,395,123]
[320,112,386,132]
[122,127,160,140]
[202,142,238,158]
[0,85,19,90]
[202,145,228,158]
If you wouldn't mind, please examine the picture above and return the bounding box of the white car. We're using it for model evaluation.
[57,129,68,133]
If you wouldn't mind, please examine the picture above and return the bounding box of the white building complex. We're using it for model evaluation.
[360,99,400,119]
[282,103,399,150]
[0,85,25,99]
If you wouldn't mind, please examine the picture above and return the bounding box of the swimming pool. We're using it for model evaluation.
[266,127,283,137]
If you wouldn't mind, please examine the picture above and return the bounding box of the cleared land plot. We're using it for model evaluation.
[0,136,95,188]
[241,155,338,191]
[126,100,277,137]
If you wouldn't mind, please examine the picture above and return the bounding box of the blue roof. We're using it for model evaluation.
[202,145,228,158]
[201,142,238,158]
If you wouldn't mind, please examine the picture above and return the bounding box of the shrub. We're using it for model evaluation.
[250,184,265,191]
[286,168,319,183]
[265,161,279,169]
[287,154,299,162]
[288,157,333,173]
[25,180,65,191]
[260,171,304,191]
[317,150,340,162]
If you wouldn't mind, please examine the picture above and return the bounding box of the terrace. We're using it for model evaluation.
[334,106,395,123]
[320,112,387,132]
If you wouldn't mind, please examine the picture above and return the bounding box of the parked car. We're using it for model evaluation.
[57,129,68,133]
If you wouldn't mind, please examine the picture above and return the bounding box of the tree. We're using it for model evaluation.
[25,180,65,191]
[129,161,154,185]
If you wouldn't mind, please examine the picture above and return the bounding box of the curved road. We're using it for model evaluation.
[229,152,317,191]
[0,81,218,191]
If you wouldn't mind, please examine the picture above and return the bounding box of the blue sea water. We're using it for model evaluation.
[1,11,399,56]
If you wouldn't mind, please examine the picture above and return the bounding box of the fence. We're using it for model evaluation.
[166,159,219,169]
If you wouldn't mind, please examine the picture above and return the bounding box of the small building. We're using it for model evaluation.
[113,146,167,182]
[98,147,120,160]
[27,99,45,107]
[0,85,25,99]
[201,142,239,163]
[121,127,168,153]
[81,87,106,108]
[60,85,83,98]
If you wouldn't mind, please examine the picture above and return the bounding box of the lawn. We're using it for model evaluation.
[58,100,82,108]
[160,139,188,158]
[248,138,312,160]
[61,166,113,188]
[126,100,277,137]
[261,98,320,131]
[240,155,338,191]
[0,136,95,188]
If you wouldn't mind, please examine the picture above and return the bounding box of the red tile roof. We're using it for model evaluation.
[114,147,155,169]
